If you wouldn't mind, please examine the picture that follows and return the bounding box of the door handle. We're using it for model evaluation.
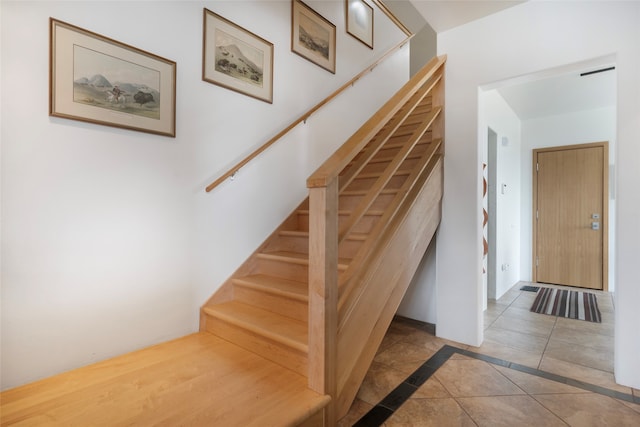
[591,221,600,230]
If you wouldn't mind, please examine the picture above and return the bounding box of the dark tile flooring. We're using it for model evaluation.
[338,282,640,426]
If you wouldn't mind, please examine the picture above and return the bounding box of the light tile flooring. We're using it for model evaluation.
[339,281,640,426]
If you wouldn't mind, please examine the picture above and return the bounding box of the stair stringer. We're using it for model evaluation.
[334,157,443,418]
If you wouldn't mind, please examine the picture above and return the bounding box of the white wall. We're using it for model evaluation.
[436,1,640,389]
[480,90,521,301]
[397,239,437,323]
[1,0,409,390]
[381,0,437,76]
[520,106,617,289]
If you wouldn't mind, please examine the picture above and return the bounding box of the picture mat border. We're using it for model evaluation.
[49,18,177,137]
[291,0,337,74]
[202,8,274,103]
[346,0,374,49]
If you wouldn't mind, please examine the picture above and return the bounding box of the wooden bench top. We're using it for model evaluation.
[1,332,329,426]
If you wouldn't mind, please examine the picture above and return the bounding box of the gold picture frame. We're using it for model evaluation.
[291,0,337,74]
[346,0,374,49]
[203,8,274,103]
[50,18,177,137]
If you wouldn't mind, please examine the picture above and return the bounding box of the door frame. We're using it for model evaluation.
[486,128,498,300]
[532,141,609,291]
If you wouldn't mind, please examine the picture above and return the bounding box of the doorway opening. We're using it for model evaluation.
[480,55,617,303]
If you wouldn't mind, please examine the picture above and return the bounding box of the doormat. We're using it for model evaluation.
[530,287,601,323]
[520,285,540,292]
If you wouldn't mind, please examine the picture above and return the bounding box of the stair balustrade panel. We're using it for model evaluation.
[306,57,446,422]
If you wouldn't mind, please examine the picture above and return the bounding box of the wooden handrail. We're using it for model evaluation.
[205,35,414,193]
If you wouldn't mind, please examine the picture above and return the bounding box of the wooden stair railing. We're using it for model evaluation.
[199,55,445,426]
[307,55,446,422]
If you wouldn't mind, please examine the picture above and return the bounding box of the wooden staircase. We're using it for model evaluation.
[0,57,445,427]
[201,55,446,424]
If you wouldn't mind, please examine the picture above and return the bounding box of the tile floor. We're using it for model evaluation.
[338,281,640,426]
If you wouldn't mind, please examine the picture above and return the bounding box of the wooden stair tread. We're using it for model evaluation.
[341,188,399,197]
[280,230,309,238]
[280,230,369,242]
[296,209,384,216]
[367,152,423,164]
[204,301,309,353]
[380,140,430,151]
[257,250,350,270]
[233,274,308,301]
[348,233,368,241]
[0,332,329,426]
[354,169,411,179]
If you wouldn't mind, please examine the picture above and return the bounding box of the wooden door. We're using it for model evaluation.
[533,142,608,290]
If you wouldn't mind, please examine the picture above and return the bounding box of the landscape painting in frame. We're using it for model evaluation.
[291,0,336,73]
[346,0,374,49]
[49,18,176,137]
[203,8,274,103]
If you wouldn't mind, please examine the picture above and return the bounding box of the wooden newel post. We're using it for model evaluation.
[308,177,338,425]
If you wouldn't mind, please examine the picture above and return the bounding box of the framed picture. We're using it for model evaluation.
[291,0,336,74]
[203,8,274,103]
[346,0,374,49]
[50,18,176,137]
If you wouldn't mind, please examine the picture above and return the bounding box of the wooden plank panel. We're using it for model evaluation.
[335,160,443,417]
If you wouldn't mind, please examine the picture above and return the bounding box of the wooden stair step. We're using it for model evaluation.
[284,214,379,244]
[203,302,310,375]
[204,301,308,352]
[343,177,405,193]
[348,233,368,241]
[232,273,309,321]
[380,139,430,151]
[234,274,308,301]
[296,209,384,217]
[344,146,424,169]
[353,169,411,180]
[367,152,423,165]
[351,137,430,166]
[403,110,434,123]
[340,188,399,197]
[280,230,369,242]
[279,230,310,239]
[257,250,350,271]
[273,230,310,254]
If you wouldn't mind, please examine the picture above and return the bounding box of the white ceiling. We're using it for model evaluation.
[497,66,616,120]
[406,0,524,33]
[398,0,616,120]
